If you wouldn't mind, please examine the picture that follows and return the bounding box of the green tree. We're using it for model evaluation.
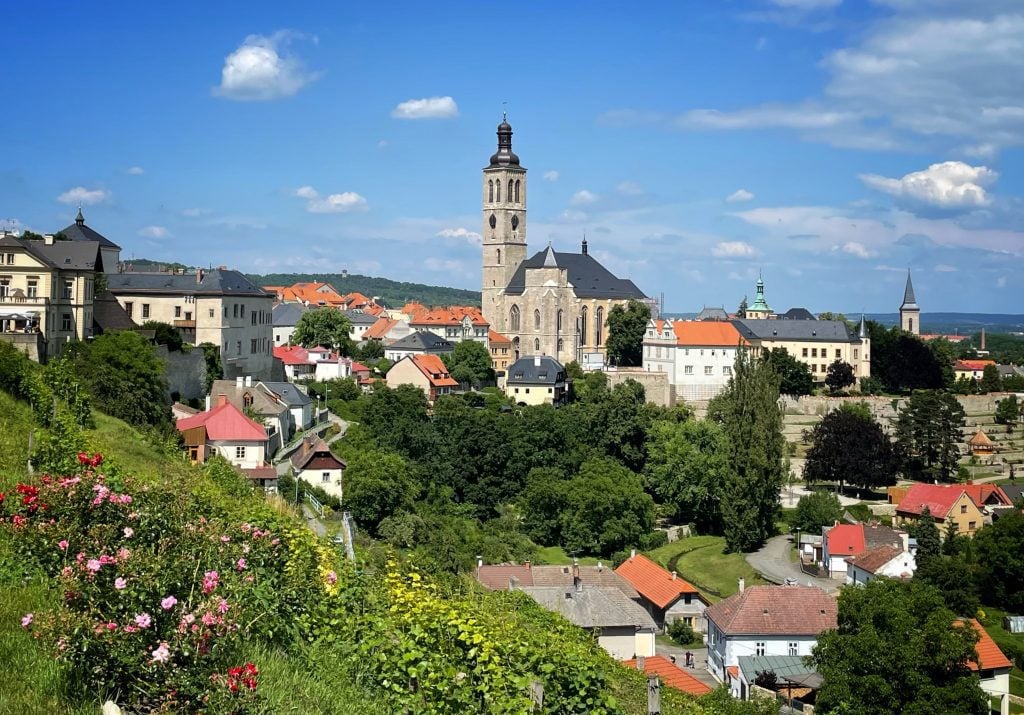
[356,339,385,361]
[141,321,185,351]
[973,510,1024,612]
[342,449,419,535]
[810,578,987,715]
[995,394,1020,431]
[199,342,223,391]
[762,347,813,396]
[519,466,569,545]
[825,360,856,394]
[979,364,1002,393]
[644,418,729,534]
[909,507,942,562]
[791,491,843,533]
[292,308,353,354]
[803,404,898,494]
[736,296,748,319]
[894,391,966,482]
[604,299,651,367]
[443,340,494,386]
[915,555,980,617]
[63,331,170,427]
[927,338,956,389]
[719,348,786,552]
[559,457,656,556]
[869,323,945,392]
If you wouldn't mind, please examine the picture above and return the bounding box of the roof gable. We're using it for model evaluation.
[826,523,865,557]
[896,483,977,519]
[176,401,267,442]
[504,249,647,300]
[615,553,702,609]
[704,585,837,636]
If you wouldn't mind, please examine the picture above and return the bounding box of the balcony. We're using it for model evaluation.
[0,293,48,306]
[173,319,197,329]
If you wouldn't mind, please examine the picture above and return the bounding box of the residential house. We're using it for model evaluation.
[846,545,917,585]
[385,354,459,403]
[264,281,346,307]
[476,561,640,596]
[969,427,995,456]
[172,401,199,421]
[488,329,513,374]
[504,355,568,406]
[108,267,274,380]
[209,377,291,453]
[642,319,747,402]
[408,305,490,345]
[955,359,997,382]
[821,521,906,577]
[964,618,1013,715]
[895,482,1011,536]
[290,436,346,502]
[735,655,822,704]
[704,584,837,685]
[731,317,872,385]
[342,310,378,342]
[615,552,709,632]
[260,381,314,432]
[384,331,455,362]
[624,656,712,697]
[0,227,105,361]
[274,345,316,381]
[176,397,277,491]
[363,316,411,345]
[997,364,1024,382]
[272,302,307,346]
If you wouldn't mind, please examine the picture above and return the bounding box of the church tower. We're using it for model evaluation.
[900,270,920,335]
[481,114,527,327]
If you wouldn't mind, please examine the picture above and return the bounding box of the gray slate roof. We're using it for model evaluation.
[504,249,646,300]
[342,310,379,325]
[737,655,822,688]
[732,319,857,343]
[108,269,269,297]
[272,302,307,327]
[695,307,729,321]
[901,272,919,310]
[59,221,121,250]
[259,381,312,407]
[1000,484,1023,504]
[506,356,566,385]
[0,234,102,271]
[388,330,454,352]
[209,380,288,416]
[521,586,657,630]
[93,290,137,333]
[779,308,816,321]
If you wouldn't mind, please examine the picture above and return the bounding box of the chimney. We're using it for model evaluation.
[636,655,645,672]
[236,376,244,388]
[196,268,204,284]
[43,233,55,245]
[630,548,636,560]
[572,562,582,593]
[672,571,677,581]
[245,375,252,387]
[738,577,745,593]
[981,328,987,351]
[524,560,531,570]
[534,355,541,367]
[216,394,228,407]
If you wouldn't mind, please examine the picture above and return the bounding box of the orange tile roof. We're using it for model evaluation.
[649,320,747,347]
[410,305,488,327]
[896,483,971,520]
[961,619,1013,671]
[955,359,996,371]
[845,545,905,576]
[726,665,739,680]
[364,317,397,340]
[615,554,702,609]
[410,354,459,388]
[624,656,712,696]
[176,401,267,442]
[826,524,866,558]
[488,329,512,346]
[364,304,385,317]
[968,428,994,447]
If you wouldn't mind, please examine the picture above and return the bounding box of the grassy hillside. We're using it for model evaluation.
[249,271,480,308]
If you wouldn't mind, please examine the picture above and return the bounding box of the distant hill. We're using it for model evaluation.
[662,311,1024,335]
[247,272,481,309]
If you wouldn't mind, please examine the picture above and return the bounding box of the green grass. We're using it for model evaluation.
[532,545,599,566]
[644,536,765,601]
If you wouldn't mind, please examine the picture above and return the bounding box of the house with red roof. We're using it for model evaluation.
[955,359,997,382]
[408,305,489,345]
[845,545,917,585]
[385,354,459,403]
[895,482,1010,537]
[290,436,346,501]
[625,655,712,697]
[176,397,277,491]
[962,619,1013,715]
[615,552,709,632]
[274,345,315,381]
[642,318,748,401]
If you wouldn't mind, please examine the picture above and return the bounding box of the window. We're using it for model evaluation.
[908,318,914,333]
[960,504,967,514]
[62,279,73,299]
[969,521,977,531]
[240,304,245,318]
[595,307,604,346]
[0,277,9,298]
[223,306,228,318]
[557,310,563,332]
[656,346,662,358]
[723,366,731,375]
[235,446,246,460]
[534,309,541,330]
[251,312,257,325]
[251,338,258,353]
[496,248,501,265]
[534,338,540,352]
[26,278,38,298]
[811,364,817,373]
[684,365,693,375]
[322,472,331,483]
[788,642,798,657]
[835,349,842,359]
[557,338,564,352]
[580,306,588,344]
[61,313,72,331]
[525,388,530,394]
[496,179,501,202]
[854,349,859,360]
[488,180,494,202]
[704,366,713,375]
[811,348,818,358]
[821,364,826,374]
[185,311,192,321]
[755,642,766,657]
[125,302,134,318]
[209,308,215,318]
[515,179,520,203]
[4,253,13,265]
[175,306,182,318]
[142,304,151,319]
[802,347,808,357]
[237,341,242,354]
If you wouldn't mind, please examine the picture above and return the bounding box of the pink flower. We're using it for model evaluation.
[58,539,69,551]
[60,566,73,578]
[99,554,114,564]
[12,515,26,528]
[270,538,280,546]
[160,596,178,610]
[21,613,33,628]
[122,527,134,539]
[220,535,230,543]
[75,552,85,563]
[201,611,217,626]
[241,523,251,533]
[236,558,246,571]
[327,570,338,585]
[114,577,127,590]
[202,570,219,594]
[218,599,229,614]
[122,625,138,633]
[134,613,151,628]
[106,622,117,631]
[184,613,195,625]
[86,559,101,573]
[116,548,131,561]
[151,642,170,663]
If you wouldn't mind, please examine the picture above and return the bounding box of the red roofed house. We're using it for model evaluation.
[845,545,917,585]
[642,318,748,401]
[955,359,996,382]
[177,397,277,492]
[963,619,1013,715]
[704,584,837,687]
[385,354,459,403]
[625,655,712,697]
[274,345,315,381]
[822,523,866,577]
[895,482,1009,537]
[615,552,709,632]
[290,436,346,501]
[488,329,513,373]
[409,305,489,345]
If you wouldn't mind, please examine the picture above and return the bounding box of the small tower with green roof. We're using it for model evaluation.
[746,272,773,319]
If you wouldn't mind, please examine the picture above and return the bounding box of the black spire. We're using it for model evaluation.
[488,112,521,168]
[581,234,588,255]
[75,206,85,226]
[901,270,918,309]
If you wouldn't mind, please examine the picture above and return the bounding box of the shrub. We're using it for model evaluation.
[667,619,698,647]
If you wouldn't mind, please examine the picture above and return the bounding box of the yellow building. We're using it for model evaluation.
[504,355,568,406]
[732,316,871,383]
[894,483,1009,537]
[488,328,513,374]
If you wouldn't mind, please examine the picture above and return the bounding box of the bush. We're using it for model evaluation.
[667,619,699,647]
[640,530,668,551]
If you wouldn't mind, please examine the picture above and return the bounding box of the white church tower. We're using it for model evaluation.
[900,270,920,336]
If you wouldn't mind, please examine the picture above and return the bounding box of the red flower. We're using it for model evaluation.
[90,453,103,467]
[77,452,90,465]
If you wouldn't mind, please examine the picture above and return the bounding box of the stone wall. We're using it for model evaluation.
[604,368,674,407]
[158,345,207,402]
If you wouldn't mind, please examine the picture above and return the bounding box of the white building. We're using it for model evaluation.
[272,302,307,346]
[290,436,346,502]
[642,319,747,402]
[845,545,917,585]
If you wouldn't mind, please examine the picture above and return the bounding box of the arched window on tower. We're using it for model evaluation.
[557,337,564,353]
[580,306,588,345]
[534,338,540,353]
[534,309,541,331]
[496,179,501,203]
[496,248,501,265]
[557,310,563,332]
[488,180,494,203]
[596,307,604,347]
[510,304,520,332]
[512,336,520,361]
[515,180,520,203]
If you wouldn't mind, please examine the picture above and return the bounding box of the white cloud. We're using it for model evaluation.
[559,209,588,223]
[935,264,957,272]
[138,226,171,239]
[570,189,599,206]
[617,181,644,196]
[713,241,756,258]
[125,166,145,176]
[543,170,560,182]
[424,257,470,276]
[181,208,210,218]
[391,96,459,120]
[726,189,755,203]
[213,31,319,101]
[860,161,997,208]
[840,241,875,258]
[292,186,367,214]
[675,103,859,131]
[436,227,482,245]
[57,186,110,205]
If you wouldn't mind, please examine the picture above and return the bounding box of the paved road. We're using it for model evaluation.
[655,642,719,689]
[745,535,840,593]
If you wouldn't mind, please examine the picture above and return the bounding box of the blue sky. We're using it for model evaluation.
[2,0,1022,313]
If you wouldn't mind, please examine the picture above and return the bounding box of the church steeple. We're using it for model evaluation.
[75,206,85,226]
[899,269,920,335]
[489,113,521,168]
[900,270,918,309]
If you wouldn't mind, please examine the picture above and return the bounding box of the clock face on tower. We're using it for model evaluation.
[511,215,519,230]
[489,214,497,229]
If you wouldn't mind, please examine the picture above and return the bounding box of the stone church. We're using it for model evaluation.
[480,116,648,364]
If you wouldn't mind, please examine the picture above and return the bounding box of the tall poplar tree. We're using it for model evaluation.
[718,347,786,552]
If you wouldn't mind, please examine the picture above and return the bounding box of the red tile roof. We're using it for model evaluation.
[476,565,535,590]
[615,554,703,609]
[895,483,971,520]
[962,482,1008,505]
[968,428,995,448]
[364,317,397,340]
[705,586,837,636]
[410,354,459,388]
[409,305,489,327]
[962,619,1013,671]
[844,545,905,576]
[350,361,370,374]
[624,656,712,696]
[488,329,512,346]
[273,345,310,365]
[176,401,267,442]
[826,523,865,558]
[955,359,996,371]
